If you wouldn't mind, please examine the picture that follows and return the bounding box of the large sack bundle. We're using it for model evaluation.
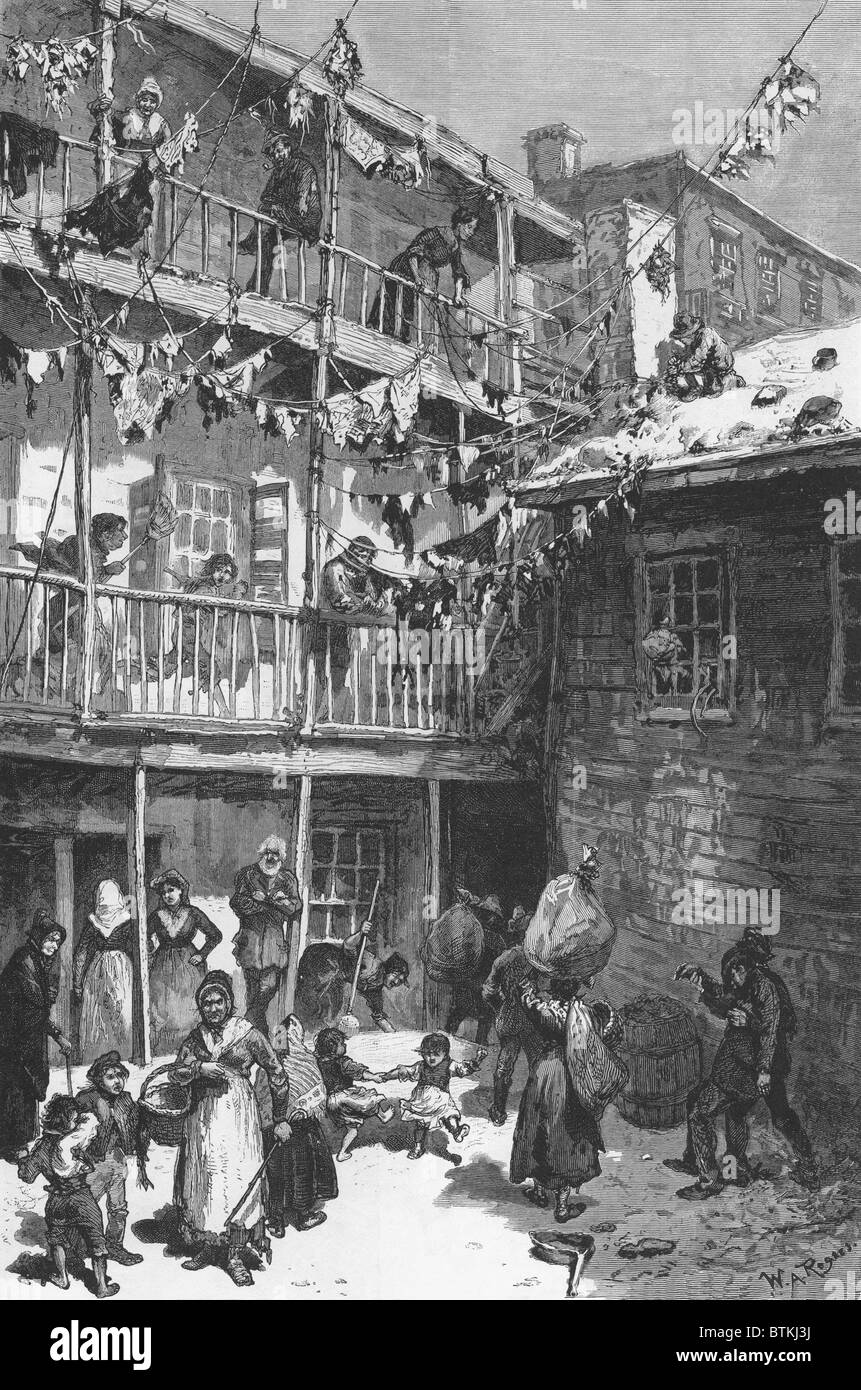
[565,1000,628,1119]
[525,847,616,983]
[422,902,484,984]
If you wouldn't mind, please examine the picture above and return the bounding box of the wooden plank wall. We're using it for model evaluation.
[548,467,861,1152]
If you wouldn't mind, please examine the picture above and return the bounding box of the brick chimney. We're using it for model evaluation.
[524,123,587,189]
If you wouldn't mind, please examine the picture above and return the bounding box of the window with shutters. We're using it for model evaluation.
[800,277,823,323]
[309,827,388,943]
[169,478,239,584]
[251,482,289,601]
[756,249,783,316]
[710,227,740,291]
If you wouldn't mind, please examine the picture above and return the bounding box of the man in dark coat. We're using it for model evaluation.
[665,312,743,398]
[668,937,818,1197]
[444,889,507,1046]
[0,912,72,1160]
[230,835,302,1036]
[240,132,322,294]
[482,939,536,1125]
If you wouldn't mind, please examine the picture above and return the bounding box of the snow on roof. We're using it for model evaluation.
[518,316,861,504]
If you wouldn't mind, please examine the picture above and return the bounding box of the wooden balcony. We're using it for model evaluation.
[0,567,482,738]
[0,135,571,414]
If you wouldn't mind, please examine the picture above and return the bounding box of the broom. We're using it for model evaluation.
[338,879,381,1038]
[115,490,180,570]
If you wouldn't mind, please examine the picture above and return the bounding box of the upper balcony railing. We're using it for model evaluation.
[0,565,483,737]
[1,134,576,398]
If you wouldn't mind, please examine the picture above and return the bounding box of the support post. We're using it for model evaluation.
[93,4,116,190]
[302,95,342,732]
[284,773,313,1016]
[128,757,151,1064]
[51,837,75,1064]
[72,342,96,718]
[421,780,441,1028]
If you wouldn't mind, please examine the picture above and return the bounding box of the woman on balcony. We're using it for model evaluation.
[370,205,479,342]
[147,870,222,1055]
[158,553,244,716]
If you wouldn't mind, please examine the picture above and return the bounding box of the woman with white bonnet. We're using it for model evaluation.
[73,881,135,1063]
[112,76,172,152]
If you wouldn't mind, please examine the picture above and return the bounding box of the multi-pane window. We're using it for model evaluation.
[833,540,861,710]
[170,479,238,583]
[646,554,727,707]
[309,828,387,942]
[686,289,710,321]
[756,250,782,314]
[800,277,823,323]
[710,233,739,291]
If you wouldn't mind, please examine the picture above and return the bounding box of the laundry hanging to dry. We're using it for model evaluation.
[65,158,154,255]
[0,110,59,198]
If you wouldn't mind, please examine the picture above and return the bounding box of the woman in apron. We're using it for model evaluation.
[170,970,290,1287]
[73,881,134,1063]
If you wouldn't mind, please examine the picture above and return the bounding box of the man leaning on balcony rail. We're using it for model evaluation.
[238,131,322,295]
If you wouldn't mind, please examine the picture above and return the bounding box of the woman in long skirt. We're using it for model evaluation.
[0,912,72,1159]
[170,970,290,1287]
[73,881,134,1063]
[510,976,623,1223]
[148,870,222,1055]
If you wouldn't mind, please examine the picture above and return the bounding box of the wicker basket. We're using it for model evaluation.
[139,1064,191,1147]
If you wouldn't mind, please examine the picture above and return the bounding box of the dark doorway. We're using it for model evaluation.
[448,784,547,917]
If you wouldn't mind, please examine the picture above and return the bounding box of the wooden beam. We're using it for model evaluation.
[94,6,117,189]
[421,779,441,1028]
[51,836,74,1065]
[72,343,96,718]
[284,773,312,1016]
[127,758,151,1064]
[0,725,529,780]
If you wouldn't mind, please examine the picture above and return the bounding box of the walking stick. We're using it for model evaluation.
[224,1146,281,1231]
[65,1054,73,1098]
[338,879,381,1035]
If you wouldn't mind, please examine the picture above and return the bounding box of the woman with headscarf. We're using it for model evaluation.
[111,77,172,154]
[148,871,222,1055]
[0,911,72,1161]
[510,973,626,1223]
[169,970,291,1286]
[73,881,135,1063]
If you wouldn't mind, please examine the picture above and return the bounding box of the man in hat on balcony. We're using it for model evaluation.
[318,536,392,721]
[239,131,322,295]
[230,836,302,1036]
[665,312,743,399]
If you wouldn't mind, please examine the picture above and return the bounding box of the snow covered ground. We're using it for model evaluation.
[1,1031,858,1302]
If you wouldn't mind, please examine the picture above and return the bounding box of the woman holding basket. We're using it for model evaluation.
[167,970,290,1286]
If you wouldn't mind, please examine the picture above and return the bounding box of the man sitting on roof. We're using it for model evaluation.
[665,313,745,399]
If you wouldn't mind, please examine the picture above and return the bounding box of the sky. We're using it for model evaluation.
[207,0,861,266]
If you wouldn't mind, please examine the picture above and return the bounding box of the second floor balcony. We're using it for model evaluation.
[0,564,491,738]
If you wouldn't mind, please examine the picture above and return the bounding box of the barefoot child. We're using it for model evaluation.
[18,1094,120,1299]
[378,1033,486,1159]
[260,1015,337,1233]
[314,1026,395,1162]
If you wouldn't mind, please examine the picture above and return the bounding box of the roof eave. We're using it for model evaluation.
[514,431,861,508]
[106,0,581,243]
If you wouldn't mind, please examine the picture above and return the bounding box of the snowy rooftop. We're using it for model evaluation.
[517,316,861,505]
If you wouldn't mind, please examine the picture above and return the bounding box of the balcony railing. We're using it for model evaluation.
[0,567,482,736]
[1,134,563,392]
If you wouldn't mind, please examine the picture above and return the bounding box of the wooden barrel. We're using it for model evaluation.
[614,995,702,1130]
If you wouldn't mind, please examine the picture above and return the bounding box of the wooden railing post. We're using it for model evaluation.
[128,756,151,1065]
[72,342,96,717]
[93,5,116,191]
[284,773,313,1015]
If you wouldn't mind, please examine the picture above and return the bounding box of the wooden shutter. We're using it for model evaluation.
[251,482,289,602]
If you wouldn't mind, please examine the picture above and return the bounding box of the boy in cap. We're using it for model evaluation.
[76,1051,151,1266]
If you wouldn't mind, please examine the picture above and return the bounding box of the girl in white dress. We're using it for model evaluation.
[378,1033,485,1160]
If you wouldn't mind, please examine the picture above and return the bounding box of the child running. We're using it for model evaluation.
[378,1033,486,1160]
[18,1094,120,1299]
[314,1026,395,1162]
